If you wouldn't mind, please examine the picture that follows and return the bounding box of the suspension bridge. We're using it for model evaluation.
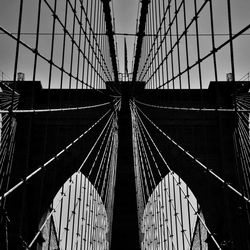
[0,0,250,249]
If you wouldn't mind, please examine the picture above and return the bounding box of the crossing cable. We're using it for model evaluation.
[132,104,192,247]
[233,94,250,221]
[136,124,156,192]
[138,0,177,85]
[137,0,172,82]
[42,0,112,85]
[0,107,116,202]
[235,120,250,194]
[64,176,73,249]
[82,176,89,249]
[239,71,250,81]
[74,172,83,248]
[140,0,193,86]
[104,127,118,215]
[85,0,94,91]
[162,178,175,249]
[141,0,198,86]
[87,116,114,180]
[0,88,19,216]
[74,173,85,249]
[84,179,92,249]
[234,129,250,175]
[0,123,15,169]
[139,125,157,191]
[79,175,86,249]
[136,103,250,204]
[135,99,250,112]
[0,25,105,92]
[99,129,116,200]
[0,1,22,221]
[208,0,218,82]
[134,106,171,247]
[0,120,17,210]
[131,111,147,212]
[91,0,99,89]
[99,115,118,198]
[132,0,151,82]
[134,127,150,199]
[178,175,188,250]
[70,170,78,250]
[100,130,115,200]
[133,102,222,249]
[75,0,84,89]
[135,0,250,89]
[182,0,191,88]
[134,130,149,200]
[102,130,118,206]
[156,23,250,90]
[100,0,119,82]
[235,97,250,170]
[94,120,114,189]
[28,170,80,248]
[87,100,120,179]
[0,14,111,91]
[194,0,203,89]
[60,0,112,84]
[26,106,118,248]
[68,0,77,90]
[132,105,162,180]
[136,113,162,185]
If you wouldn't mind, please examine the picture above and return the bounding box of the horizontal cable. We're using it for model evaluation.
[136,104,250,204]
[0,105,116,201]
[0,101,111,114]
[3,32,250,37]
[135,100,246,112]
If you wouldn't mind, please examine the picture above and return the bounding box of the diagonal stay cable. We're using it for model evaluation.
[132,103,193,247]
[0,104,117,202]
[20,101,120,248]
[28,172,78,249]
[46,112,116,249]
[133,102,222,249]
[75,100,120,176]
[88,116,114,179]
[135,103,250,204]
[101,129,116,200]
[136,121,156,191]
[0,101,111,114]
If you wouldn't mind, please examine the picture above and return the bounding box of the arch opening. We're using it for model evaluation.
[38,172,109,250]
[141,172,208,250]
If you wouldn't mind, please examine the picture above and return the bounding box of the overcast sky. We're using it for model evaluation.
[0,0,250,87]
[112,0,139,73]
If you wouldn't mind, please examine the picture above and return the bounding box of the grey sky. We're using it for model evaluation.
[0,0,250,87]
